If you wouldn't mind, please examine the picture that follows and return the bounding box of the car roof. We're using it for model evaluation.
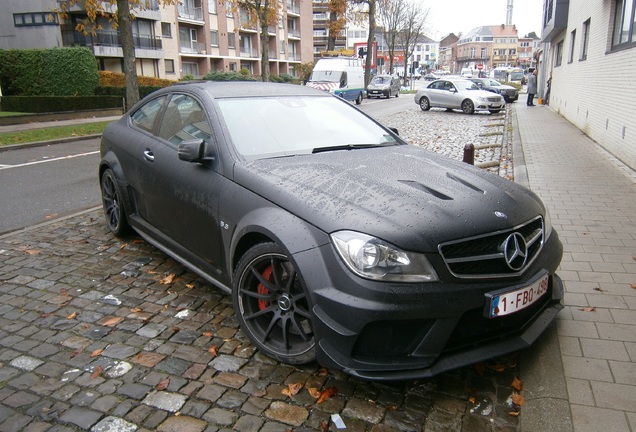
[168,80,328,99]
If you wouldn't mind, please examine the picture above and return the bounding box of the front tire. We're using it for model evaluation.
[462,99,475,114]
[233,243,316,364]
[355,93,363,105]
[100,168,130,237]
[419,97,431,111]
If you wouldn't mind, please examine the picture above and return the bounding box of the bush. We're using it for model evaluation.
[0,47,99,96]
[98,71,175,88]
[95,85,164,99]
[0,96,123,113]
[202,71,257,81]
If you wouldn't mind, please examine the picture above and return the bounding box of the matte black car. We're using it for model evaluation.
[99,81,564,380]
[469,78,520,103]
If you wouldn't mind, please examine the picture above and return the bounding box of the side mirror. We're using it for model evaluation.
[178,139,214,164]
[388,127,399,135]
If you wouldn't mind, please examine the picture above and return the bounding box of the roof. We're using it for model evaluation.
[169,81,327,99]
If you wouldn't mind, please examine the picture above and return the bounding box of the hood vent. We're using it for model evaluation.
[399,180,452,200]
[446,173,485,194]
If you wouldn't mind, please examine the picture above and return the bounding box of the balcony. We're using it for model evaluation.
[180,41,207,55]
[178,5,204,22]
[240,48,258,58]
[542,0,569,42]
[286,3,300,15]
[288,28,301,38]
[62,27,162,50]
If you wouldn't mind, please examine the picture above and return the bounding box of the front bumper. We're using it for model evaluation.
[293,232,564,380]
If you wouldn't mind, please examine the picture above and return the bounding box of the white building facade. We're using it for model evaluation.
[540,0,635,170]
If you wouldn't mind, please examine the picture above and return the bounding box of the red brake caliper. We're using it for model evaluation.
[257,266,273,311]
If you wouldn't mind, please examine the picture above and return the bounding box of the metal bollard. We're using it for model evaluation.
[463,143,475,165]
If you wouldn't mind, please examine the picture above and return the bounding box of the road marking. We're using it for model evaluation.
[0,151,99,170]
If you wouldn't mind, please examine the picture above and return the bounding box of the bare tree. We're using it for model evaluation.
[378,0,406,75]
[58,0,178,108]
[395,0,428,85]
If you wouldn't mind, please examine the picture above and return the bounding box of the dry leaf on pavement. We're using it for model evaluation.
[91,365,104,379]
[579,307,596,312]
[160,273,176,285]
[66,312,78,320]
[511,376,523,392]
[511,392,525,406]
[317,386,338,404]
[307,387,321,399]
[156,377,170,391]
[90,349,103,358]
[282,382,303,397]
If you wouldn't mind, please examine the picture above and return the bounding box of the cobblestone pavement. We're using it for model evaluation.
[0,104,524,432]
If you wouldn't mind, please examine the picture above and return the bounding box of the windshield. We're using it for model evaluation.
[510,72,524,80]
[370,76,390,84]
[217,96,399,160]
[455,81,480,91]
[308,70,343,83]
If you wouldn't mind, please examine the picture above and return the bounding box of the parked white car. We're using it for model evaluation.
[414,79,505,114]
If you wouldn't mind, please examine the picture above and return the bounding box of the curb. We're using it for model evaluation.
[0,134,102,153]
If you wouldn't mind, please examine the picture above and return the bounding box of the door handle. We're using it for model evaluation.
[143,149,155,162]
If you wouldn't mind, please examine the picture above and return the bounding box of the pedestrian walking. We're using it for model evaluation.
[527,69,538,106]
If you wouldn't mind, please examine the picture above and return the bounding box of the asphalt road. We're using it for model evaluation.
[0,138,101,234]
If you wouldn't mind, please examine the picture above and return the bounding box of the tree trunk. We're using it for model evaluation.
[116,0,139,108]
[327,12,338,51]
[364,0,376,87]
[260,22,270,82]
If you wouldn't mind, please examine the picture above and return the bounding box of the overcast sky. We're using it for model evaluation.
[423,0,543,39]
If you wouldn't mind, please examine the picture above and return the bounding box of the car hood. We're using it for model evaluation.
[367,83,390,89]
[233,145,544,251]
[466,89,504,99]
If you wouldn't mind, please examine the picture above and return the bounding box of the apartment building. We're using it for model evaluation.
[539,0,635,170]
[0,0,313,80]
[312,0,347,57]
[456,26,494,72]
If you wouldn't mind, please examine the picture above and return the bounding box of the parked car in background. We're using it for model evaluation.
[423,73,438,81]
[366,74,400,98]
[414,78,505,114]
[99,81,563,380]
[469,77,519,103]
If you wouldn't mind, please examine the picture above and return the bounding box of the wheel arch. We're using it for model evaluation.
[99,154,135,217]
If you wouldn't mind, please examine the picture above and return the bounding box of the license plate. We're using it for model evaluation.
[487,274,549,318]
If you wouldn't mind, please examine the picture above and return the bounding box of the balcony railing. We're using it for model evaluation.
[288,53,301,61]
[240,48,258,58]
[61,28,162,50]
[288,28,300,38]
[286,3,300,14]
[178,5,203,21]
[180,41,206,54]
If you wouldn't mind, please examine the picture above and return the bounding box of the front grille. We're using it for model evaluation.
[487,97,502,102]
[439,216,544,278]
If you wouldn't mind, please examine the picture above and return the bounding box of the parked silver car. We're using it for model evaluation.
[366,74,400,98]
[414,79,505,114]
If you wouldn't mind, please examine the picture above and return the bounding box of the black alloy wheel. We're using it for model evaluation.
[233,243,315,364]
[100,168,130,236]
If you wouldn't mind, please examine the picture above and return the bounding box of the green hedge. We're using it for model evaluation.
[0,96,124,113]
[95,85,164,99]
[0,47,99,96]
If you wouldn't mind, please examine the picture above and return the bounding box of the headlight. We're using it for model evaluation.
[331,231,439,282]
[477,97,488,102]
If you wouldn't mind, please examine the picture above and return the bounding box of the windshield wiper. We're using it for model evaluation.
[312,143,394,154]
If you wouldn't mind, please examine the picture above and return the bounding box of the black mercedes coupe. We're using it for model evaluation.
[99,81,563,380]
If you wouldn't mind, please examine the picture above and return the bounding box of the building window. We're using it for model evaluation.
[161,22,171,38]
[210,30,219,46]
[481,47,487,58]
[225,0,234,17]
[580,19,590,60]
[228,32,235,49]
[555,40,563,66]
[13,12,58,26]
[208,0,217,14]
[165,59,175,74]
[229,62,237,71]
[568,29,576,63]
[612,0,635,49]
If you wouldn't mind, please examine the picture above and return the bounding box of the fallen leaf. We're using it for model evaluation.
[508,411,521,417]
[320,421,329,432]
[156,377,170,391]
[102,317,123,327]
[511,392,525,406]
[24,249,41,255]
[160,273,176,285]
[511,377,523,392]
[130,307,143,313]
[90,349,103,358]
[281,382,303,397]
[631,284,636,289]
[317,386,338,404]
[66,312,78,320]
[186,283,195,289]
[579,307,596,312]
[208,346,219,356]
[91,365,104,379]
[468,396,476,404]
[317,368,328,377]
[70,349,82,358]
[307,387,321,399]
[202,331,214,337]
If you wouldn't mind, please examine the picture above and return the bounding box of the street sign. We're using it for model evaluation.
[477,64,484,70]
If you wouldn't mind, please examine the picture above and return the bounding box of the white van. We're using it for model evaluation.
[461,68,474,78]
[306,58,366,104]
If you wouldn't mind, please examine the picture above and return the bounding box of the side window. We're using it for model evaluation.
[158,94,212,145]
[131,96,166,133]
